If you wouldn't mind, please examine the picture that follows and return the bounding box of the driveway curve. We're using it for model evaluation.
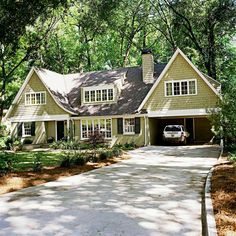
[0,145,220,236]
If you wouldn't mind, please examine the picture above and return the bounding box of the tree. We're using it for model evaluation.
[161,0,236,80]
[0,0,68,120]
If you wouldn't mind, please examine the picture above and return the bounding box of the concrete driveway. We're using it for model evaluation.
[0,145,219,236]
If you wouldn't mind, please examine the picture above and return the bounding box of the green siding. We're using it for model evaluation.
[10,72,68,118]
[143,54,219,111]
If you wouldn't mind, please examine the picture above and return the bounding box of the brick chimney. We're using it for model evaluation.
[142,49,154,84]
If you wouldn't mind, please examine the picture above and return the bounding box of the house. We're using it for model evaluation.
[5,48,221,146]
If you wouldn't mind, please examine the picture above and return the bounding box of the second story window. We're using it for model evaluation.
[25,92,46,105]
[165,80,197,97]
[83,86,115,104]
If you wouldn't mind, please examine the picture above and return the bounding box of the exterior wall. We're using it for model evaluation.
[10,72,67,118]
[47,121,56,140]
[74,120,81,141]
[11,121,46,144]
[143,54,219,111]
[73,117,146,146]
[112,117,145,146]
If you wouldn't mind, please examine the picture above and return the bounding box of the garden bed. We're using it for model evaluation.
[211,162,236,236]
[0,153,128,194]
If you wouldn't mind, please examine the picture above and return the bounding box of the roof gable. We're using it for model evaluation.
[5,67,76,119]
[138,48,220,112]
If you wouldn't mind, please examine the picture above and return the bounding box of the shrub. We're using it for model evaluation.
[23,139,33,145]
[73,152,87,166]
[88,130,105,148]
[0,153,14,176]
[112,147,122,157]
[60,156,72,168]
[33,154,42,172]
[12,139,22,152]
[47,136,55,143]
[99,151,108,160]
[5,137,13,150]
[49,140,81,150]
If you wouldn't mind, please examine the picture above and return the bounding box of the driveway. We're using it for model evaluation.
[0,145,219,236]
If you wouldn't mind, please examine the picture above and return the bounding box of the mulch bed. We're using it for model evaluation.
[211,163,236,236]
[0,156,128,195]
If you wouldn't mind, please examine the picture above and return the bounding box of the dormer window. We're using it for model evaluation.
[25,91,46,105]
[83,86,115,104]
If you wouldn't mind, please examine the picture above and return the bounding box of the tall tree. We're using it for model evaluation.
[0,0,68,120]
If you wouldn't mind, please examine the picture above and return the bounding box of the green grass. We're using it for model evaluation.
[0,151,64,172]
[229,150,236,162]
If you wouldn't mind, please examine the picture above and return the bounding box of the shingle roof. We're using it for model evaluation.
[35,64,167,116]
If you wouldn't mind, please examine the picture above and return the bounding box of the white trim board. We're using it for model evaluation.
[138,48,221,112]
[5,67,76,119]
[147,108,219,118]
[10,114,70,122]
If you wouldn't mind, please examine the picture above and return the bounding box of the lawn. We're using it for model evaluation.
[0,151,63,172]
[0,150,129,195]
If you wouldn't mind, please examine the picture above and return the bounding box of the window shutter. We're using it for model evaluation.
[17,123,22,137]
[135,117,141,134]
[31,122,35,136]
[117,118,123,134]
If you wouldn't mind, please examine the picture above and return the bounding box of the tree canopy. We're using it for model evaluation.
[1,0,236,126]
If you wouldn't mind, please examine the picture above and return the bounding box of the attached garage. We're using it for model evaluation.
[149,117,213,145]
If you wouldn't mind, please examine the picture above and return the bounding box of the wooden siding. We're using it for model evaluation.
[73,117,146,146]
[143,54,219,111]
[112,117,145,146]
[10,72,67,117]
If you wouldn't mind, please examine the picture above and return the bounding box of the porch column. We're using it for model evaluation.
[67,118,70,140]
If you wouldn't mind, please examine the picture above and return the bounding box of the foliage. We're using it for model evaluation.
[114,142,136,151]
[12,139,23,152]
[229,152,236,162]
[47,136,55,143]
[49,140,81,150]
[23,139,33,145]
[33,154,42,172]
[87,130,106,148]
[210,79,236,147]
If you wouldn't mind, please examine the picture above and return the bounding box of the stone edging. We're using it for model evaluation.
[203,168,217,236]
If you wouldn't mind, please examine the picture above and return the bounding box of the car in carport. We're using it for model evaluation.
[163,125,190,144]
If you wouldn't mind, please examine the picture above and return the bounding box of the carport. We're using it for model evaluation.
[148,117,213,145]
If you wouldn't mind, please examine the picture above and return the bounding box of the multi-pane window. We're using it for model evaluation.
[189,81,196,94]
[173,82,180,95]
[90,91,96,102]
[166,83,172,96]
[96,90,101,102]
[83,87,114,103]
[124,118,135,134]
[108,89,113,101]
[23,122,32,136]
[84,91,90,103]
[181,81,188,95]
[165,80,197,96]
[81,119,112,139]
[25,92,46,105]
[102,89,107,101]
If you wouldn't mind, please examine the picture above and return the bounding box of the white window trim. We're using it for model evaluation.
[123,117,135,135]
[80,118,112,140]
[164,79,197,97]
[82,85,115,104]
[25,91,46,106]
[22,122,32,137]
